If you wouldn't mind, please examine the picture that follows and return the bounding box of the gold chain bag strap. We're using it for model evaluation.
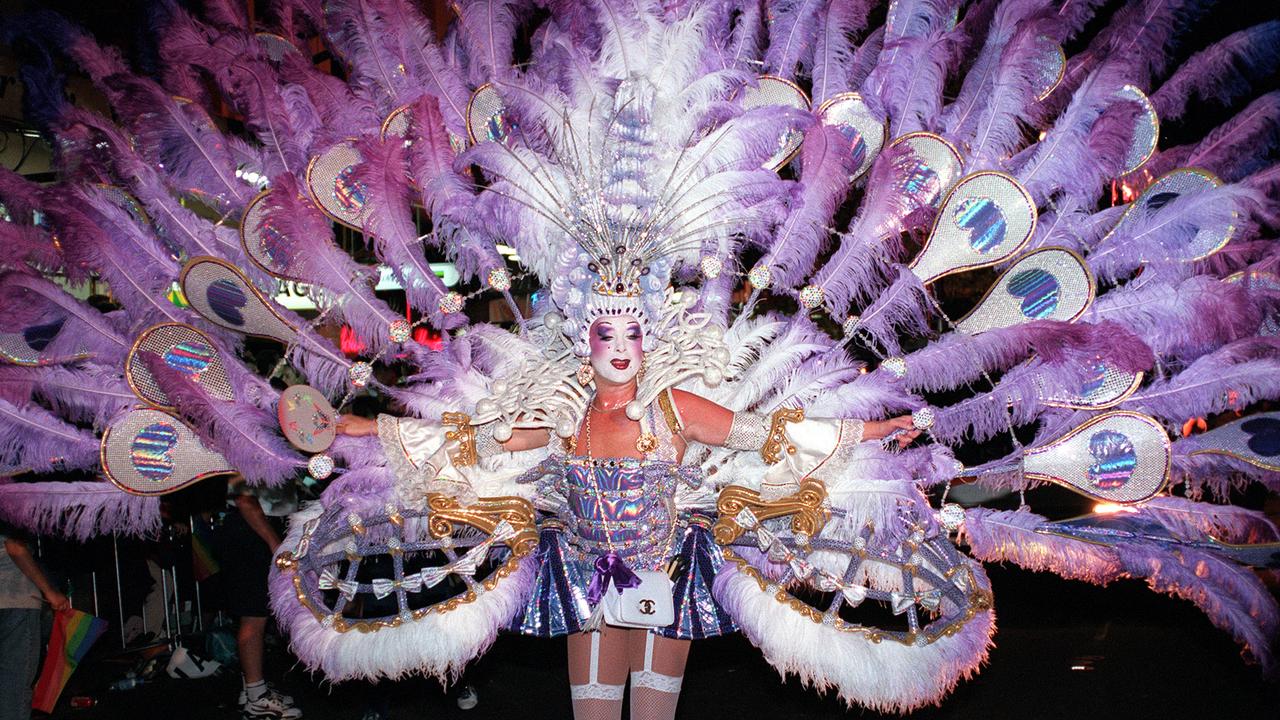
[584,399,676,630]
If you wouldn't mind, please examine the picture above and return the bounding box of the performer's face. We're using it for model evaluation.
[588,315,643,385]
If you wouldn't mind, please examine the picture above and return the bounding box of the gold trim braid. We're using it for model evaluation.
[657,390,683,436]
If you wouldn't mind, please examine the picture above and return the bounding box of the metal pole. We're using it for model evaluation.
[112,534,126,648]
[190,515,204,631]
[92,570,100,617]
[171,562,183,635]
[160,568,173,639]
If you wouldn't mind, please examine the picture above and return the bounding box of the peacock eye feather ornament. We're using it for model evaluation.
[125,323,235,410]
[1024,411,1171,504]
[306,140,371,231]
[101,408,233,495]
[910,171,1038,284]
[955,248,1094,335]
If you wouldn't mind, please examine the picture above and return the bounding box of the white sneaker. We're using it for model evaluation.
[455,684,478,711]
[242,688,302,719]
[238,684,294,708]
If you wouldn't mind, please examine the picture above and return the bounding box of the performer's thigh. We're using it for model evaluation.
[626,630,690,677]
[567,625,631,685]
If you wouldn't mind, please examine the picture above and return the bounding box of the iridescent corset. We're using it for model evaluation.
[557,457,688,571]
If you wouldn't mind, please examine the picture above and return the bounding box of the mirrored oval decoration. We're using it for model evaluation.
[102,408,233,495]
[741,75,811,171]
[0,316,91,367]
[1030,36,1066,101]
[910,171,1036,283]
[306,140,369,231]
[1224,271,1280,336]
[181,256,353,380]
[1042,360,1144,410]
[1188,411,1280,472]
[467,83,515,146]
[1102,168,1232,262]
[125,323,235,410]
[1024,410,1170,504]
[385,103,467,153]
[886,132,964,211]
[96,184,183,259]
[279,385,337,453]
[1115,85,1159,175]
[381,104,412,140]
[817,92,885,182]
[96,184,150,227]
[255,32,299,62]
[955,247,1094,334]
[241,189,307,282]
[180,256,301,344]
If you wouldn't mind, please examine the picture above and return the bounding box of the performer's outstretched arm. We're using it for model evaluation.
[670,390,921,449]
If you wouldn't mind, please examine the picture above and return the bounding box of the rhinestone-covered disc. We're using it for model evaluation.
[938,503,965,531]
[799,285,825,309]
[487,267,512,291]
[388,320,411,343]
[348,361,373,388]
[882,356,907,378]
[747,264,772,289]
[439,292,464,314]
[700,256,723,279]
[308,454,335,479]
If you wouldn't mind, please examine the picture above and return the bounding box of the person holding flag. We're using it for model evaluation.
[1,527,69,720]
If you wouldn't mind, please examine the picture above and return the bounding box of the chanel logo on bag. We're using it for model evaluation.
[638,599,656,615]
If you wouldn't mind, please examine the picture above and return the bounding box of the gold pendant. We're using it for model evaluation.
[635,433,658,454]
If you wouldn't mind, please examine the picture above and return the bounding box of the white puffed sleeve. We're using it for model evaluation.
[717,409,864,500]
[376,414,543,506]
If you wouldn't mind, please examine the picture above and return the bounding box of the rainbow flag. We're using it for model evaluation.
[191,522,221,582]
[32,609,108,713]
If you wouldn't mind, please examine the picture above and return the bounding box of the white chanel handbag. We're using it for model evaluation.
[602,570,675,629]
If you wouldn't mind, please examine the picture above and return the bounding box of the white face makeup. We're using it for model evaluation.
[587,314,644,385]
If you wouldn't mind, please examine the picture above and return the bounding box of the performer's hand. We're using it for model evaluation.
[336,414,378,436]
[864,416,921,448]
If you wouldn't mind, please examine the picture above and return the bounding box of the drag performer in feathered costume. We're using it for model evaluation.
[1,0,1279,716]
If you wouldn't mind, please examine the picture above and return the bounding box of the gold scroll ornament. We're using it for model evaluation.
[425,494,539,555]
[712,478,831,546]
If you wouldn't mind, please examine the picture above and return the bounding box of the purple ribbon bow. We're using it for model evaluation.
[586,551,641,605]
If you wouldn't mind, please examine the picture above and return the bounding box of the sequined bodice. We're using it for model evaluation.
[559,457,683,570]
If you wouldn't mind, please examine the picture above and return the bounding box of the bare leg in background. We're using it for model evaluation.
[238,615,268,684]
